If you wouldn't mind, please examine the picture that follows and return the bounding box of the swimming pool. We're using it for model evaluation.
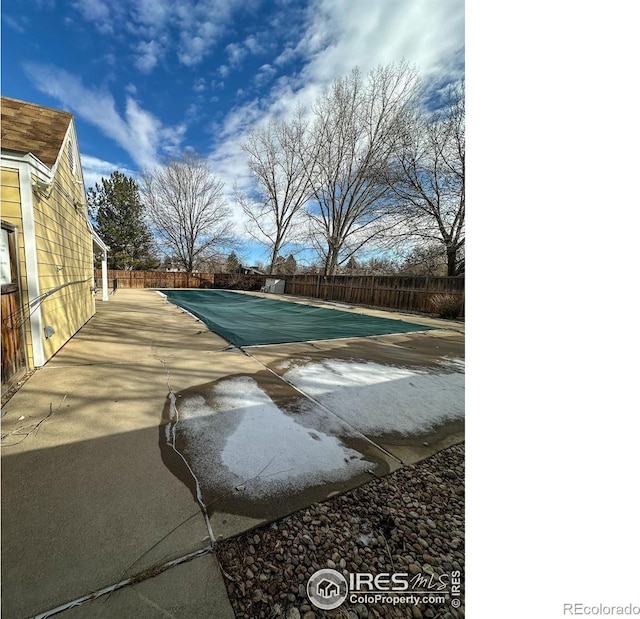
[159,289,434,347]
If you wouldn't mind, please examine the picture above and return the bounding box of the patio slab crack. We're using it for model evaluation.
[159,357,216,547]
[31,548,213,619]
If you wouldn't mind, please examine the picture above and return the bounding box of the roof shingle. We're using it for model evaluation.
[1,97,73,168]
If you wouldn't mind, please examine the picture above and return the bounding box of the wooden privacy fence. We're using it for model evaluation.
[94,270,464,316]
[94,270,265,291]
[283,274,465,316]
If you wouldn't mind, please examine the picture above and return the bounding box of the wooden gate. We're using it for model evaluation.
[1,222,27,396]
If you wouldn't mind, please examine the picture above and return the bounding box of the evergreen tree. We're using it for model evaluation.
[344,256,359,273]
[283,254,297,275]
[226,251,242,273]
[88,172,157,270]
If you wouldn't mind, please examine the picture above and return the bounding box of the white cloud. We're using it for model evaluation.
[72,0,244,71]
[175,0,244,67]
[3,14,29,33]
[134,39,163,73]
[274,45,297,67]
[177,37,207,66]
[124,98,186,160]
[243,34,264,55]
[209,0,464,181]
[81,154,137,188]
[295,0,463,84]
[24,63,184,169]
[72,0,110,21]
[133,0,171,28]
[184,103,202,125]
[135,41,163,73]
[253,64,277,88]
[70,0,118,34]
[207,134,258,234]
[225,42,247,67]
[216,32,270,80]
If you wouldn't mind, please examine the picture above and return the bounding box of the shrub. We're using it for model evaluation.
[429,293,463,319]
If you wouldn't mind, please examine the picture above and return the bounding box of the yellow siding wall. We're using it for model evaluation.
[32,140,95,361]
[1,166,34,367]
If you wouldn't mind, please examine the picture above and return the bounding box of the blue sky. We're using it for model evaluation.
[3,0,464,263]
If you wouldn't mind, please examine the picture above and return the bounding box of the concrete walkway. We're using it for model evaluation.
[1,289,464,618]
[1,290,239,618]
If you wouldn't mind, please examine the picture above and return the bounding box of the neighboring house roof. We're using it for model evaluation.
[1,96,73,168]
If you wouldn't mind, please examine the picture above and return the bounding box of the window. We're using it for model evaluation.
[1,226,13,286]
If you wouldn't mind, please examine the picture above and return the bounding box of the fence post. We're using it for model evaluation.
[422,276,429,312]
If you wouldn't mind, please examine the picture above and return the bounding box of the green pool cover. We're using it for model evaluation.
[159,289,434,347]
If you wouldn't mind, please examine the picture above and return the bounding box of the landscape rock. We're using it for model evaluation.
[217,443,465,619]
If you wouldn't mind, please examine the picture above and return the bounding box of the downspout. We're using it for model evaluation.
[101,252,108,302]
[21,163,46,367]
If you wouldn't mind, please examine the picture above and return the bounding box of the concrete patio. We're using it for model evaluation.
[1,289,464,618]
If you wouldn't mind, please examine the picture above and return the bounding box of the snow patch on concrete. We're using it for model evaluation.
[178,376,371,499]
[283,360,464,436]
[437,356,466,371]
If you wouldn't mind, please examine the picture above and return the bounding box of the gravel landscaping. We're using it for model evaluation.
[217,442,465,619]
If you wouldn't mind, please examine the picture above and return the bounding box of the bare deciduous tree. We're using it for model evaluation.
[238,108,312,275]
[304,62,422,275]
[398,242,448,276]
[142,152,235,273]
[389,83,465,276]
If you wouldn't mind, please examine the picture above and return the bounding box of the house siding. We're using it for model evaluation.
[1,166,34,367]
[31,136,95,362]
[2,98,104,381]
